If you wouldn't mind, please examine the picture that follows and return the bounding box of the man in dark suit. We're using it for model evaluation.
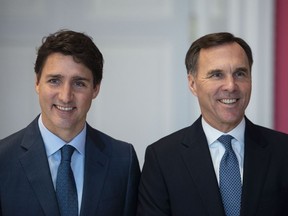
[137,32,288,216]
[0,30,140,216]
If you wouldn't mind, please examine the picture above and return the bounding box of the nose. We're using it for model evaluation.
[223,75,237,92]
[58,83,73,103]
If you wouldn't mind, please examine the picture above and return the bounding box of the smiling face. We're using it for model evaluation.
[35,53,100,142]
[188,42,252,132]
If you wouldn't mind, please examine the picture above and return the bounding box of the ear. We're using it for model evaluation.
[188,73,198,96]
[35,75,40,94]
[92,83,101,99]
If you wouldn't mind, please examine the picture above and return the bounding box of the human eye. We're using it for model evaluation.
[207,70,223,79]
[74,80,87,88]
[234,68,249,79]
[47,78,60,85]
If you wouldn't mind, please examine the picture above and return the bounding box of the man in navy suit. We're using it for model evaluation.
[0,30,140,216]
[137,32,288,215]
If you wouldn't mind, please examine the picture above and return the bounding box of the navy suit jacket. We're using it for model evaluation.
[137,116,288,216]
[0,116,140,216]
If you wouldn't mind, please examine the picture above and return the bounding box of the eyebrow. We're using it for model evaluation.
[46,74,62,78]
[234,67,249,72]
[45,74,91,81]
[72,76,91,81]
[207,69,223,76]
[207,66,249,75]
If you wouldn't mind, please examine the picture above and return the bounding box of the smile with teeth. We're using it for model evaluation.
[220,98,237,104]
[55,105,75,111]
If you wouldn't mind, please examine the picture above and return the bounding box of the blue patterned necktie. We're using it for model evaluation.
[56,145,78,216]
[218,135,242,216]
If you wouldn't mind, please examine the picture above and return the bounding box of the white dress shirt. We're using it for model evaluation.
[202,117,245,184]
[38,115,85,215]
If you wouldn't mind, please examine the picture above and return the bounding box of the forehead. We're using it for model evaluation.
[198,42,249,70]
[41,53,93,78]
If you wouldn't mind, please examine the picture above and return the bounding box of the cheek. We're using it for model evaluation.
[79,94,94,107]
[38,88,55,103]
[194,82,215,97]
[240,82,252,98]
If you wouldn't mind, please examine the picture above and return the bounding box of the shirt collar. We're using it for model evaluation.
[201,117,245,146]
[38,115,86,157]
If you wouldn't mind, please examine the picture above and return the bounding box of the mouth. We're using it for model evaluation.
[54,105,75,111]
[219,98,238,104]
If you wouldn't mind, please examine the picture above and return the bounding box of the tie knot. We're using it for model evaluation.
[218,135,234,151]
[61,145,75,162]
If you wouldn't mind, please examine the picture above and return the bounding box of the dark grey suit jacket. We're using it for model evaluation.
[137,116,288,216]
[0,116,140,216]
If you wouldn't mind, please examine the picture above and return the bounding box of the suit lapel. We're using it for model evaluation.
[240,118,271,216]
[80,125,109,216]
[180,117,225,216]
[19,118,60,216]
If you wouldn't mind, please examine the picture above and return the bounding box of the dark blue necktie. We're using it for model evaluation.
[56,145,78,216]
[218,135,242,216]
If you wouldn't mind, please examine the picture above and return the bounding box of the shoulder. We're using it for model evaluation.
[0,127,30,171]
[0,116,40,147]
[0,128,25,145]
[146,125,198,161]
[86,124,136,156]
[245,118,288,148]
[254,125,288,143]
[148,116,204,152]
[0,127,28,153]
[151,127,190,148]
[246,118,288,139]
[0,117,40,158]
[86,125,140,174]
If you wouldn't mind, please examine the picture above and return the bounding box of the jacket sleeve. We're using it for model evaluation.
[137,145,170,216]
[123,145,141,216]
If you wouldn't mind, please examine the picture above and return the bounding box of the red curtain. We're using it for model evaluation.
[274,0,288,133]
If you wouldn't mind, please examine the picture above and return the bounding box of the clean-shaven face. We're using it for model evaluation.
[188,42,251,132]
[35,53,100,141]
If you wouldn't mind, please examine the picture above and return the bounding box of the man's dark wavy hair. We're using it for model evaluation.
[34,29,103,87]
[185,32,253,75]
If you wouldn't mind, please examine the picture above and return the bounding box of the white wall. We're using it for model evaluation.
[0,0,275,167]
